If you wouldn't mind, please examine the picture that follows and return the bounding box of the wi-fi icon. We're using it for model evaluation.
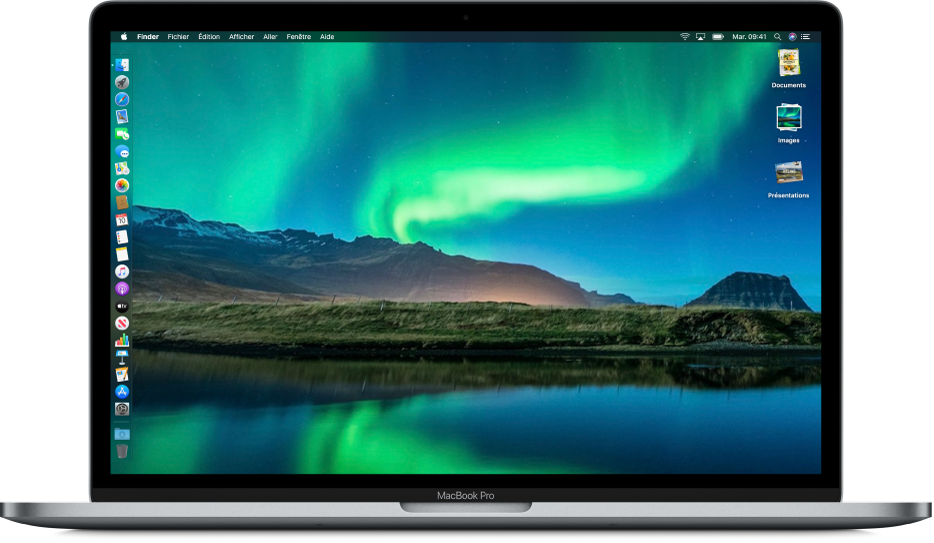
[680,33,690,40]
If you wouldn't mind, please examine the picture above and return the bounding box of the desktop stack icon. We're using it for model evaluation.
[778,48,800,76]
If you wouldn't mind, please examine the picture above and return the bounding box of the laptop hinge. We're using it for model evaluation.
[400,502,533,513]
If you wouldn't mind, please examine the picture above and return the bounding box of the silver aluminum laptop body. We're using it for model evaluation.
[2,502,930,529]
[2,0,930,530]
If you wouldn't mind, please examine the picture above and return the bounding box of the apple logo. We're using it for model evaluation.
[121,32,127,41]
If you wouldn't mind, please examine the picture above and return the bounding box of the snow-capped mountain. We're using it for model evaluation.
[133,206,349,251]
[130,206,640,307]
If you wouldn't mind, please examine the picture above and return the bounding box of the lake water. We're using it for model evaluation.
[111,350,821,474]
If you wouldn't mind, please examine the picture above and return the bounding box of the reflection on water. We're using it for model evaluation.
[112,350,821,475]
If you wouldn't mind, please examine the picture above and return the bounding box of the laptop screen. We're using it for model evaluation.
[107,30,822,479]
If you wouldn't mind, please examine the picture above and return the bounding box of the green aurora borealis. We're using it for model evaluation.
[360,43,773,243]
[129,42,377,229]
[119,40,822,307]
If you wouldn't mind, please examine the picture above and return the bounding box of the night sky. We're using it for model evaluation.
[117,40,822,309]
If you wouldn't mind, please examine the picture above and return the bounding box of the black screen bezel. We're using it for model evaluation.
[89,1,843,502]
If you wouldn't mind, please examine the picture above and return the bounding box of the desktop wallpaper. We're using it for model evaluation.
[111,40,823,475]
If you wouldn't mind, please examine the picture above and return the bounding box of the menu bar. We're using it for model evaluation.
[111,31,822,43]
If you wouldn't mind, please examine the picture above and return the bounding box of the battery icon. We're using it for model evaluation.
[713,33,724,41]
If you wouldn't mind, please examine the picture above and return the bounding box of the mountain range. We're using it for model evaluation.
[130,206,638,307]
[130,206,810,310]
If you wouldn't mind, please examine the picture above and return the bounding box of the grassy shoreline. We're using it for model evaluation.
[132,301,821,359]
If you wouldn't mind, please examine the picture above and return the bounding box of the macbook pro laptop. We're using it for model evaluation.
[2,0,931,529]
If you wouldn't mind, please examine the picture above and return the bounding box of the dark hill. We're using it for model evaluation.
[685,272,812,311]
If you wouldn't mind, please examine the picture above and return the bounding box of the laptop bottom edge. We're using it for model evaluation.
[2,502,930,530]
